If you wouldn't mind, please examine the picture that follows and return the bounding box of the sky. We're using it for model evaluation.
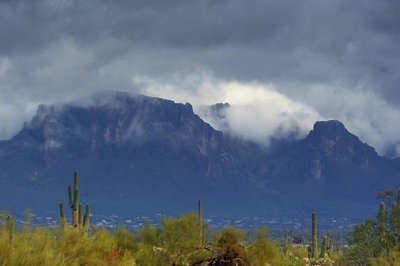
[0,0,400,156]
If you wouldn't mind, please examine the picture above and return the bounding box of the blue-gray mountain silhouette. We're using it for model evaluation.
[0,92,398,220]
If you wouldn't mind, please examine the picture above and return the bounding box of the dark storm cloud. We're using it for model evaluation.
[0,0,400,154]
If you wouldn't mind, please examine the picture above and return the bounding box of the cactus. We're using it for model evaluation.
[391,202,397,241]
[83,204,90,231]
[311,211,318,259]
[326,233,331,255]
[59,203,66,228]
[283,230,289,255]
[78,204,83,226]
[62,171,90,232]
[198,199,204,247]
[320,235,328,258]
[307,246,312,259]
[67,172,79,227]
[378,201,386,241]
[391,191,400,246]
[6,215,14,241]
[329,238,334,255]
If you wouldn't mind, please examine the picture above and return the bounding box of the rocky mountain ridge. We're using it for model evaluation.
[0,92,398,220]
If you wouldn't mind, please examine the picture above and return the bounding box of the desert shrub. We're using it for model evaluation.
[113,226,138,251]
[370,250,400,266]
[247,227,285,266]
[211,226,250,265]
[136,213,208,266]
[0,212,345,266]
[0,226,135,266]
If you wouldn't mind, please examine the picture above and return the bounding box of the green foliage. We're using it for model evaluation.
[0,210,347,265]
[247,227,285,266]
[113,226,138,251]
[136,213,209,265]
[342,192,400,265]
[0,226,135,266]
[344,220,384,265]
[211,226,249,265]
[0,170,349,265]
[370,250,400,266]
[158,213,206,264]
[378,202,386,240]
[137,223,159,246]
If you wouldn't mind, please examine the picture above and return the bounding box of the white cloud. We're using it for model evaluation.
[0,101,38,139]
[293,84,400,156]
[134,74,322,146]
[1,0,400,157]
[135,74,400,156]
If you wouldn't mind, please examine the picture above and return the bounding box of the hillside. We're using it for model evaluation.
[0,92,398,220]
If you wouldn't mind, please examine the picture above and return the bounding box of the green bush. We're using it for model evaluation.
[0,212,344,265]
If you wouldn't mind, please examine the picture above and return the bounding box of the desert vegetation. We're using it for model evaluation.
[340,191,400,265]
[0,211,337,266]
[1,172,398,266]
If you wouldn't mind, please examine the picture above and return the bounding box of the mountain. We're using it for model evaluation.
[0,92,398,221]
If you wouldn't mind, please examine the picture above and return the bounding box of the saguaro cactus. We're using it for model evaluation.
[283,230,289,255]
[198,200,204,247]
[59,203,66,228]
[311,211,318,259]
[378,202,386,240]
[326,233,332,255]
[83,205,90,231]
[60,171,90,231]
[78,204,83,226]
[68,172,80,228]
[6,215,14,241]
[391,191,400,245]
[320,235,328,258]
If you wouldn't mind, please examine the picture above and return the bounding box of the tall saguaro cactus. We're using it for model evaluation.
[198,199,204,247]
[83,204,90,231]
[6,215,14,241]
[311,211,318,259]
[378,202,386,241]
[326,233,332,255]
[320,235,328,258]
[391,191,400,246]
[59,203,66,228]
[59,171,90,231]
[283,230,289,255]
[69,172,80,228]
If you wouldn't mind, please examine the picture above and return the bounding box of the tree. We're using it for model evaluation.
[247,227,283,266]
[210,227,250,266]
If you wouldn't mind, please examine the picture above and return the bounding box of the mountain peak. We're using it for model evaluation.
[0,95,397,220]
[307,120,357,146]
[15,92,222,167]
[312,120,348,138]
[305,120,377,164]
[307,119,360,145]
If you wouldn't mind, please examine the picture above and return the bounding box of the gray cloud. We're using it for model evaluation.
[0,0,400,156]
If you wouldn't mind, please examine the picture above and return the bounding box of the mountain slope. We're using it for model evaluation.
[0,92,398,220]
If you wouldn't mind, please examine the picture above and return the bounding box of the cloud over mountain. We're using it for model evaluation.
[1,0,400,155]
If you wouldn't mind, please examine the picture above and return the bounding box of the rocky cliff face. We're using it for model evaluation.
[306,120,377,166]
[6,92,229,175]
[0,92,398,219]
